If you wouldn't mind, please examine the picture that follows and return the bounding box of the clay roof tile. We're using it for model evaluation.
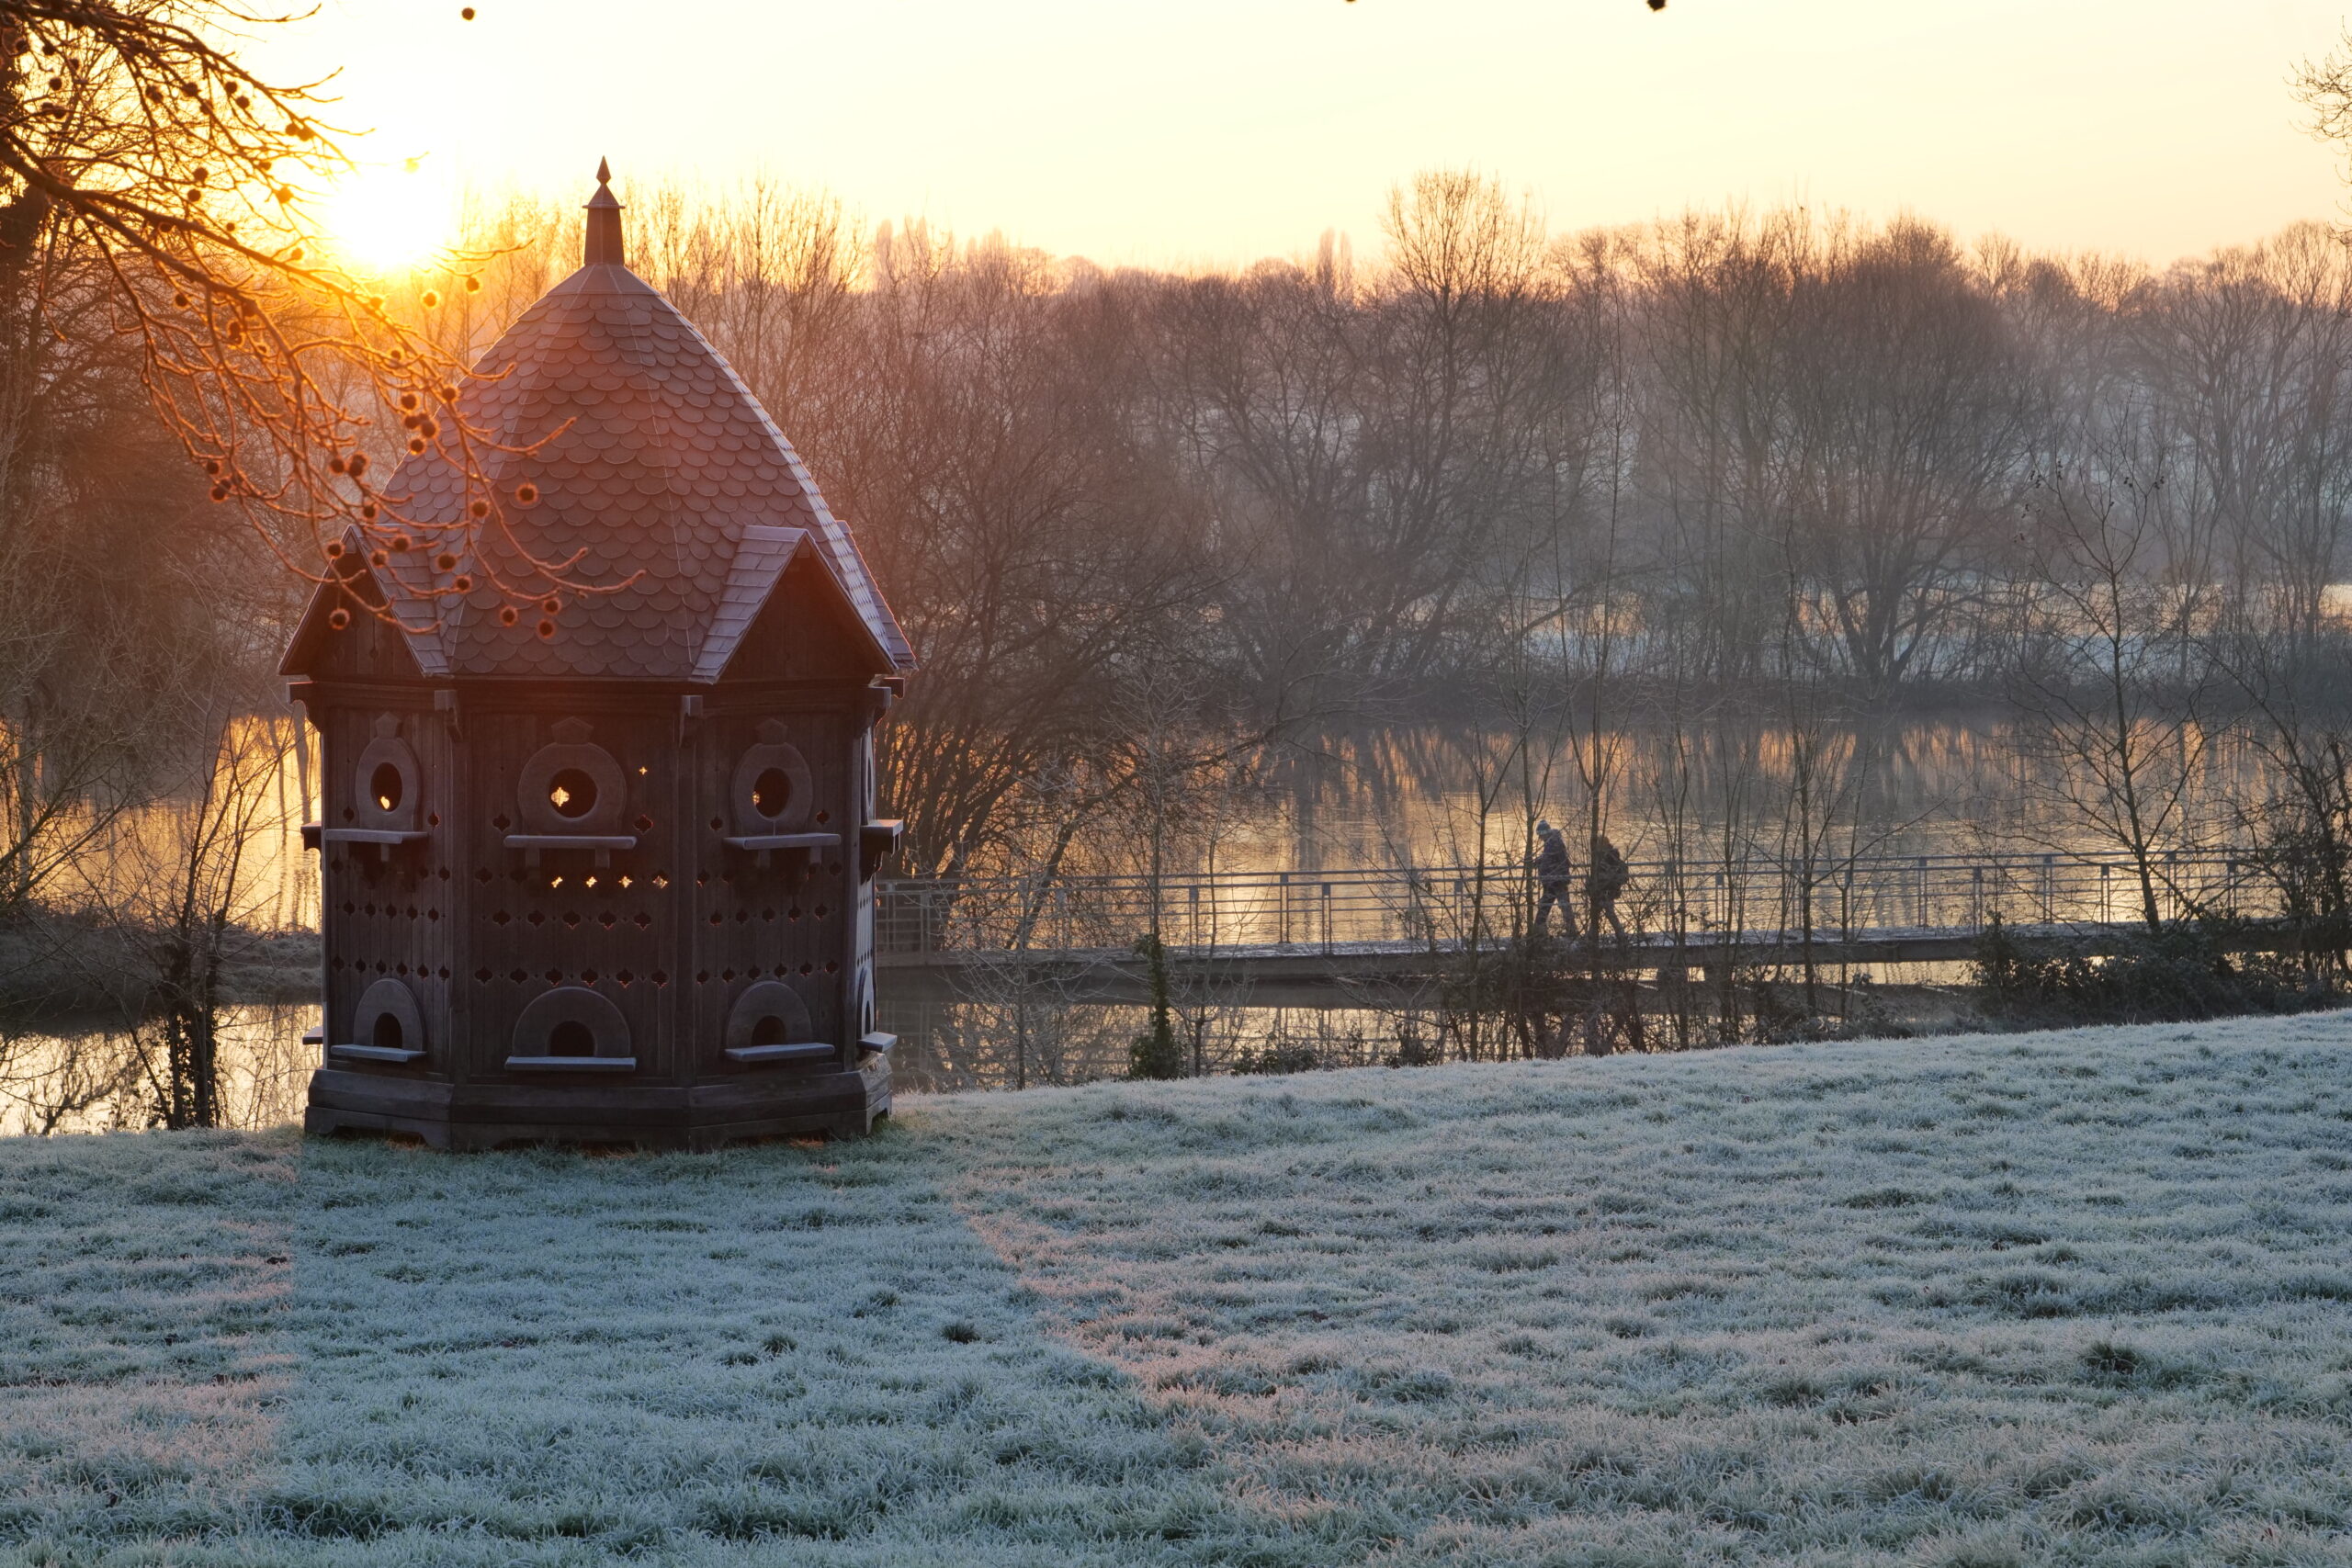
[302,175,911,682]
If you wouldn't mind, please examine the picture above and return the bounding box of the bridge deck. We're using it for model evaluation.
[880,919,2295,1002]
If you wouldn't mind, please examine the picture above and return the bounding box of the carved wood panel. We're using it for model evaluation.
[691,705,850,1064]
[460,707,674,1080]
[322,706,452,1061]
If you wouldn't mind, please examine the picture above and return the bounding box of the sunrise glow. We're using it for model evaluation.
[244,0,2351,274]
[316,161,458,275]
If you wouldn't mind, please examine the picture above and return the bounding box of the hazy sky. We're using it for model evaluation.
[261,0,2352,271]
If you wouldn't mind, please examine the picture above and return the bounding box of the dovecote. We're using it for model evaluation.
[283,164,914,1150]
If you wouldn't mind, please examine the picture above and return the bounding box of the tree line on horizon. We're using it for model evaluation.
[400,175,2352,886]
[11,164,2352,905]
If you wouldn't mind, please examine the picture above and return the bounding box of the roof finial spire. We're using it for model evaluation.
[583,157,624,269]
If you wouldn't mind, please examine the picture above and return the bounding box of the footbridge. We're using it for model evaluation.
[876,850,2298,1002]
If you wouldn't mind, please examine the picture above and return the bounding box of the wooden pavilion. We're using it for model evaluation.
[284,163,914,1149]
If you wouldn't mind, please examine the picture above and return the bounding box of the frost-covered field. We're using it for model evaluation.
[5,1018,2351,1565]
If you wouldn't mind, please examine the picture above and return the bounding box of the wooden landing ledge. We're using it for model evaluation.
[722,831,841,875]
[858,821,903,882]
[305,825,431,861]
[504,1055,639,1072]
[329,1043,424,1065]
[504,833,638,868]
[724,1042,834,1065]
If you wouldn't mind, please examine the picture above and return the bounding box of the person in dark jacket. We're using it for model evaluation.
[1588,831,1630,941]
[1530,820,1576,937]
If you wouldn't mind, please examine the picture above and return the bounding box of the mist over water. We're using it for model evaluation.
[987,710,2269,889]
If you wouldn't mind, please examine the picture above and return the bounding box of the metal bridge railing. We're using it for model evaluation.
[876,849,2269,958]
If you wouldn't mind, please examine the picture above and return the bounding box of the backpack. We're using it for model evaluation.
[1590,840,1629,898]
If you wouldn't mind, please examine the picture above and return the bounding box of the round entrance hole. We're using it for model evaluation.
[750,1013,792,1046]
[548,769,598,820]
[548,1019,596,1056]
[371,1011,404,1052]
[370,761,405,814]
[752,768,794,821]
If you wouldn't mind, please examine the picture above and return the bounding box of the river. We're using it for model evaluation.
[0,708,2277,1126]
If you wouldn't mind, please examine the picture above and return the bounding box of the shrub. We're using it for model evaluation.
[1972,913,2324,1026]
[1385,1027,1440,1067]
[1127,1024,1184,1080]
[1126,932,1185,1080]
[1229,1041,1321,1077]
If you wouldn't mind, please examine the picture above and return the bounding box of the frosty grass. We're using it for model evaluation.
[4,1017,2350,1565]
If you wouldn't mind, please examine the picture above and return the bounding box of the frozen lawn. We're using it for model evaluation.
[5,1018,2351,1565]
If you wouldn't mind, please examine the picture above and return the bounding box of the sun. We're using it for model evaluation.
[317,161,458,276]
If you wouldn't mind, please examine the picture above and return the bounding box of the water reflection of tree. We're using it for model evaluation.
[76,716,301,1128]
[0,1026,139,1134]
[0,1001,311,1134]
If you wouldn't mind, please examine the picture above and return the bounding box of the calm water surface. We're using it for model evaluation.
[1,713,2267,1127]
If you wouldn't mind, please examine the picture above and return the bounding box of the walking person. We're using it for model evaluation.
[1530,820,1577,938]
[1588,830,1631,942]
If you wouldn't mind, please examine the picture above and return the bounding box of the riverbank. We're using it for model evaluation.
[0,912,317,1023]
[5,1019,2349,1563]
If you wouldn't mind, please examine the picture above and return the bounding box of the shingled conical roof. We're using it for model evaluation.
[348,163,911,682]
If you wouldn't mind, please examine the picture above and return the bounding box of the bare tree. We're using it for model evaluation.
[0,1,592,611]
[1781,220,2033,690]
[1163,171,1589,709]
[2209,628,2352,975]
[1619,208,1808,686]
[2128,229,2352,660]
[0,199,254,932]
[2007,462,2211,931]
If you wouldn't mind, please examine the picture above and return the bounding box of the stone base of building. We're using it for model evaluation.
[303,1055,891,1151]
